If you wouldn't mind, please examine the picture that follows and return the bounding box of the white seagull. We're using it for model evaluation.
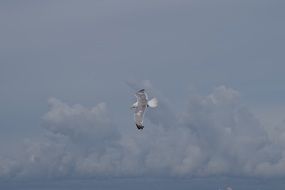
[131,89,158,130]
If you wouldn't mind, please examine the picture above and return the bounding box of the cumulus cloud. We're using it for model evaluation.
[1,84,285,180]
[43,98,119,144]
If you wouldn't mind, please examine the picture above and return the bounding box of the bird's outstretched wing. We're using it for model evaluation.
[135,89,148,105]
[134,104,147,127]
[133,89,151,129]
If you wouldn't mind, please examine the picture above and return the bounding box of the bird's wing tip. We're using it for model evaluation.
[138,89,145,93]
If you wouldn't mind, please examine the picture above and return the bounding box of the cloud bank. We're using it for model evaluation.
[1,85,285,180]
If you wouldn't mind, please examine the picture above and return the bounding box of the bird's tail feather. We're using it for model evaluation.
[148,98,158,108]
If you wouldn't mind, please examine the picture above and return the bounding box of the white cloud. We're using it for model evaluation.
[43,97,118,143]
[1,85,285,180]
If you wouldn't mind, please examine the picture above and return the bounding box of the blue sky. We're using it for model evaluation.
[0,0,285,189]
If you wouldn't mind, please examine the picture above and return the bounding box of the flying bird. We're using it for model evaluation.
[131,89,158,130]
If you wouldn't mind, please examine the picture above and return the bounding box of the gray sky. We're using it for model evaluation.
[0,0,285,189]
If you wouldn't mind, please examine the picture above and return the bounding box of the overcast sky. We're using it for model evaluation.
[0,0,285,189]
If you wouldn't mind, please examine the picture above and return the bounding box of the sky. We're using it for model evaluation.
[0,0,285,189]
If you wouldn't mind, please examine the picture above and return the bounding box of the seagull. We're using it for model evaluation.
[131,89,158,130]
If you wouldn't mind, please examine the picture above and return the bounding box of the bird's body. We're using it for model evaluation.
[131,89,158,130]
